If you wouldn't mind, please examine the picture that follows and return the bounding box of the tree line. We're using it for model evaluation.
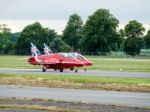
[0,9,150,56]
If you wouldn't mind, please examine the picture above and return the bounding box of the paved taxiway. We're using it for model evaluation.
[0,85,150,108]
[0,68,150,78]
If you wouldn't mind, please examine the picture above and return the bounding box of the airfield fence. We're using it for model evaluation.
[0,49,150,58]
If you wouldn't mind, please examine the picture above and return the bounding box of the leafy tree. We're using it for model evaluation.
[124,37,142,56]
[118,29,125,50]
[63,14,83,51]
[119,29,126,38]
[83,9,121,53]
[0,24,13,53]
[11,32,20,42]
[47,28,58,42]
[50,37,70,52]
[144,30,150,48]
[15,22,57,54]
[124,20,145,56]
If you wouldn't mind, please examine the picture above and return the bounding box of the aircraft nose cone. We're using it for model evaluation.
[85,61,93,66]
[89,61,93,66]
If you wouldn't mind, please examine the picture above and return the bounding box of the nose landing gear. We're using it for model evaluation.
[42,66,47,72]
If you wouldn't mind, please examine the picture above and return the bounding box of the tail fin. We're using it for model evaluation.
[43,43,52,55]
[30,43,41,56]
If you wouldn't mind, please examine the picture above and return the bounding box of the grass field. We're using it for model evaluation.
[88,57,150,72]
[0,73,150,92]
[0,56,37,68]
[0,55,150,72]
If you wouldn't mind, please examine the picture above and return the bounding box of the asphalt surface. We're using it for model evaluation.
[0,85,150,108]
[0,68,150,78]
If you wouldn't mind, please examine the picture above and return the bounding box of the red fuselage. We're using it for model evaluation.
[28,53,84,70]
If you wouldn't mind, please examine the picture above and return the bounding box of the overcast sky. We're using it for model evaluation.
[0,0,149,33]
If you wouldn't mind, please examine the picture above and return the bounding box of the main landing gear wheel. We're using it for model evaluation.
[70,68,74,71]
[60,69,63,72]
[42,67,46,72]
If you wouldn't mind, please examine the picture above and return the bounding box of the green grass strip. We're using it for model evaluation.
[0,73,150,85]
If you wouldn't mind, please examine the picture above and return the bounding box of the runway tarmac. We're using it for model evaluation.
[0,85,150,108]
[0,68,150,78]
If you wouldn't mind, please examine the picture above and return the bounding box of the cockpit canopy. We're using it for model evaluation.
[58,52,87,61]
[58,53,75,60]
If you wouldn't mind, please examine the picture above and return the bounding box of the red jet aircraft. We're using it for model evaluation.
[28,43,85,72]
[43,44,93,71]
